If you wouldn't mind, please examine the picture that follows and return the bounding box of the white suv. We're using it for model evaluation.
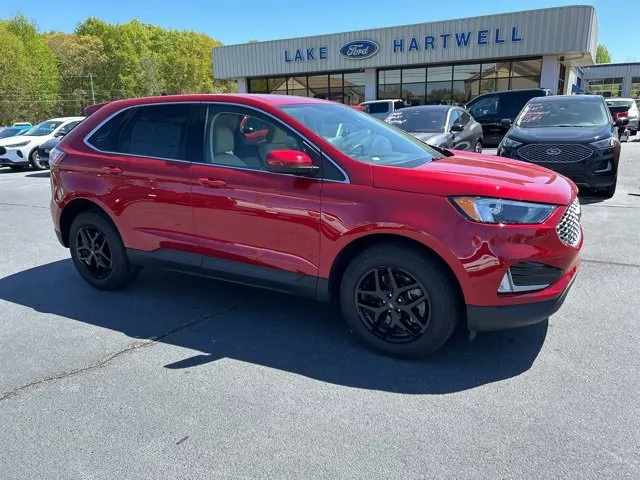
[606,98,639,135]
[360,99,406,119]
[0,116,84,170]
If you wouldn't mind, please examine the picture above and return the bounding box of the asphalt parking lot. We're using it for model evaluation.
[1,147,639,479]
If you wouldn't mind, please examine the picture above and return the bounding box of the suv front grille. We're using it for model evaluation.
[556,198,582,247]
[518,144,593,163]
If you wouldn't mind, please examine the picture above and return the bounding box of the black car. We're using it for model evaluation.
[385,105,484,152]
[497,95,624,198]
[37,138,61,168]
[466,88,551,146]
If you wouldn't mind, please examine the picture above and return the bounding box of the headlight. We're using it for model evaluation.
[590,137,617,149]
[451,197,556,224]
[4,141,30,148]
[502,137,522,148]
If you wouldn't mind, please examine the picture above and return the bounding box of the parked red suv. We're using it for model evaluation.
[50,94,582,357]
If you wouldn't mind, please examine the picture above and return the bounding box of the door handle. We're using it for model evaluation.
[102,166,123,175]
[199,177,226,188]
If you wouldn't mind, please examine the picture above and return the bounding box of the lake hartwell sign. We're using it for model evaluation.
[283,26,522,63]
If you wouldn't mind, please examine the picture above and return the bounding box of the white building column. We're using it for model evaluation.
[236,78,248,94]
[540,55,560,94]
[364,68,377,101]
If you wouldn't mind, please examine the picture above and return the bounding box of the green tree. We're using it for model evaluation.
[46,33,107,115]
[0,26,31,124]
[0,15,59,121]
[596,44,612,64]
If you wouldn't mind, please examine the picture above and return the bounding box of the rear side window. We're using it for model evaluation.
[393,100,405,110]
[364,102,390,114]
[86,104,192,161]
[459,111,471,124]
[498,91,541,119]
[467,95,498,120]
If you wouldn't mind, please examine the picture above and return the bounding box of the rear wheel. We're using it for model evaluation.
[29,149,47,170]
[339,244,461,358]
[473,140,483,153]
[69,211,135,290]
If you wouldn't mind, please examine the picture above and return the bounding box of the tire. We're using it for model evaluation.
[339,243,461,358]
[69,211,134,290]
[29,148,47,170]
[473,140,483,153]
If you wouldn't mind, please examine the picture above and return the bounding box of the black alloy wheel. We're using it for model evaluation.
[69,211,138,290]
[75,225,113,279]
[354,266,431,343]
[340,244,460,358]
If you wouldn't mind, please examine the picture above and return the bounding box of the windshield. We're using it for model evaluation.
[279,103,444,167]
[386,109,447,133]
[24,120,63,137]
[516,101,610,128]
[363,102,391,115]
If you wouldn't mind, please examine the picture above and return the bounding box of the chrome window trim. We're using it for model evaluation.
[81,100,351,184]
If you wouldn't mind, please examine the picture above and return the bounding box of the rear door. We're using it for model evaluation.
[84,103,201,254]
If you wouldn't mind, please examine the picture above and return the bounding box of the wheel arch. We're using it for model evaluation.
[59,198,118,247]
[325,233,465,306]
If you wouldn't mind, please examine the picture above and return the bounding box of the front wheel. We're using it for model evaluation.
[473,140,483,153]
[29,149,47,170]
[339,244,461,358]
[69,211,135,290]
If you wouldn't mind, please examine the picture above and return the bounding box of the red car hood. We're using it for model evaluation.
[372,152,576,206]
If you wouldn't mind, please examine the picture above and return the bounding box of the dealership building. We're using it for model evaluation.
[213,5,598,106]
[581,63,640,98]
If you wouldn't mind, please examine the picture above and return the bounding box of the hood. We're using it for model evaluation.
[0,135,40,145]
[507,124,612,143]
[409,132,448,146]
[372,151,576,206]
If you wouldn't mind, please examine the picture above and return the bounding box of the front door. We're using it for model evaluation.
[190,104,323,295]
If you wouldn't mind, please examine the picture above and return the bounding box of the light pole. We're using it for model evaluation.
[88,73,96,104]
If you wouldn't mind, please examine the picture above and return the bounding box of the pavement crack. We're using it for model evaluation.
[0,202,49,209]
[581,259,640,269]
[0,294,261,402]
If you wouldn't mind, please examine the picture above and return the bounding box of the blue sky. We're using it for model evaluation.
[1,1,633,62]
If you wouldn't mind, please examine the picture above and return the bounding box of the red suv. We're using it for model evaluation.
[50,94,582,357]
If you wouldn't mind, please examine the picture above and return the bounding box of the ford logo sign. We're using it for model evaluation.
[546,148,562,156]
[339,40,379,60]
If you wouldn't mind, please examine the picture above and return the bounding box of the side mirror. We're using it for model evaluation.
[265,150,319,176]
[450,123,464,132]
[615,117,629,126]
[500,118,512,128]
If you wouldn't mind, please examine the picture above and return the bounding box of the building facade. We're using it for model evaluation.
[213,5,598,106]
[581,63,640,98]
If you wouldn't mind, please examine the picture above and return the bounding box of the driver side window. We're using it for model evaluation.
[203,105,315,172]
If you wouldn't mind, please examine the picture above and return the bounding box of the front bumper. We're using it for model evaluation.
[467,264,578,331]
[498,144,619,189]
[0,145,30,166]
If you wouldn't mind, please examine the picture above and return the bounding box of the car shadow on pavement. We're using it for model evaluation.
[25,172,50,178]
[0,259,548,395]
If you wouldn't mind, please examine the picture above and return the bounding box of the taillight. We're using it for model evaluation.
[49,147,67,167]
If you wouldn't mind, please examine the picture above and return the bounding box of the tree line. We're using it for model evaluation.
[0,15,235,125]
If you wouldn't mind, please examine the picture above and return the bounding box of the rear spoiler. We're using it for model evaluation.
[83,102,111,116]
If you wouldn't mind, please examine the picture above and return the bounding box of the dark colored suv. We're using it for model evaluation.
[49,94,582,357]
[497,95,623,198]
[466,88,552,145]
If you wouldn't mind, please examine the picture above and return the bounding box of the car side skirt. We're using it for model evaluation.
[126,248,331,302]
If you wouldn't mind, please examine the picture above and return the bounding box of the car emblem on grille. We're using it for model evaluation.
[546,148,562,155]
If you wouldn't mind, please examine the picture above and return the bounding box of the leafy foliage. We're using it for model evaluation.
[0,14,235,124]
[596,44,612,64]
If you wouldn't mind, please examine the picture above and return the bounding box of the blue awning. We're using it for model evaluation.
[572,84,585,94]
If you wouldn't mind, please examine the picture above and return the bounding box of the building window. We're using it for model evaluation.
[631,77,640,98]
[586,77,624,97]
[377,57,542,106]
[557,63,567,95]
[247,70,365,106]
